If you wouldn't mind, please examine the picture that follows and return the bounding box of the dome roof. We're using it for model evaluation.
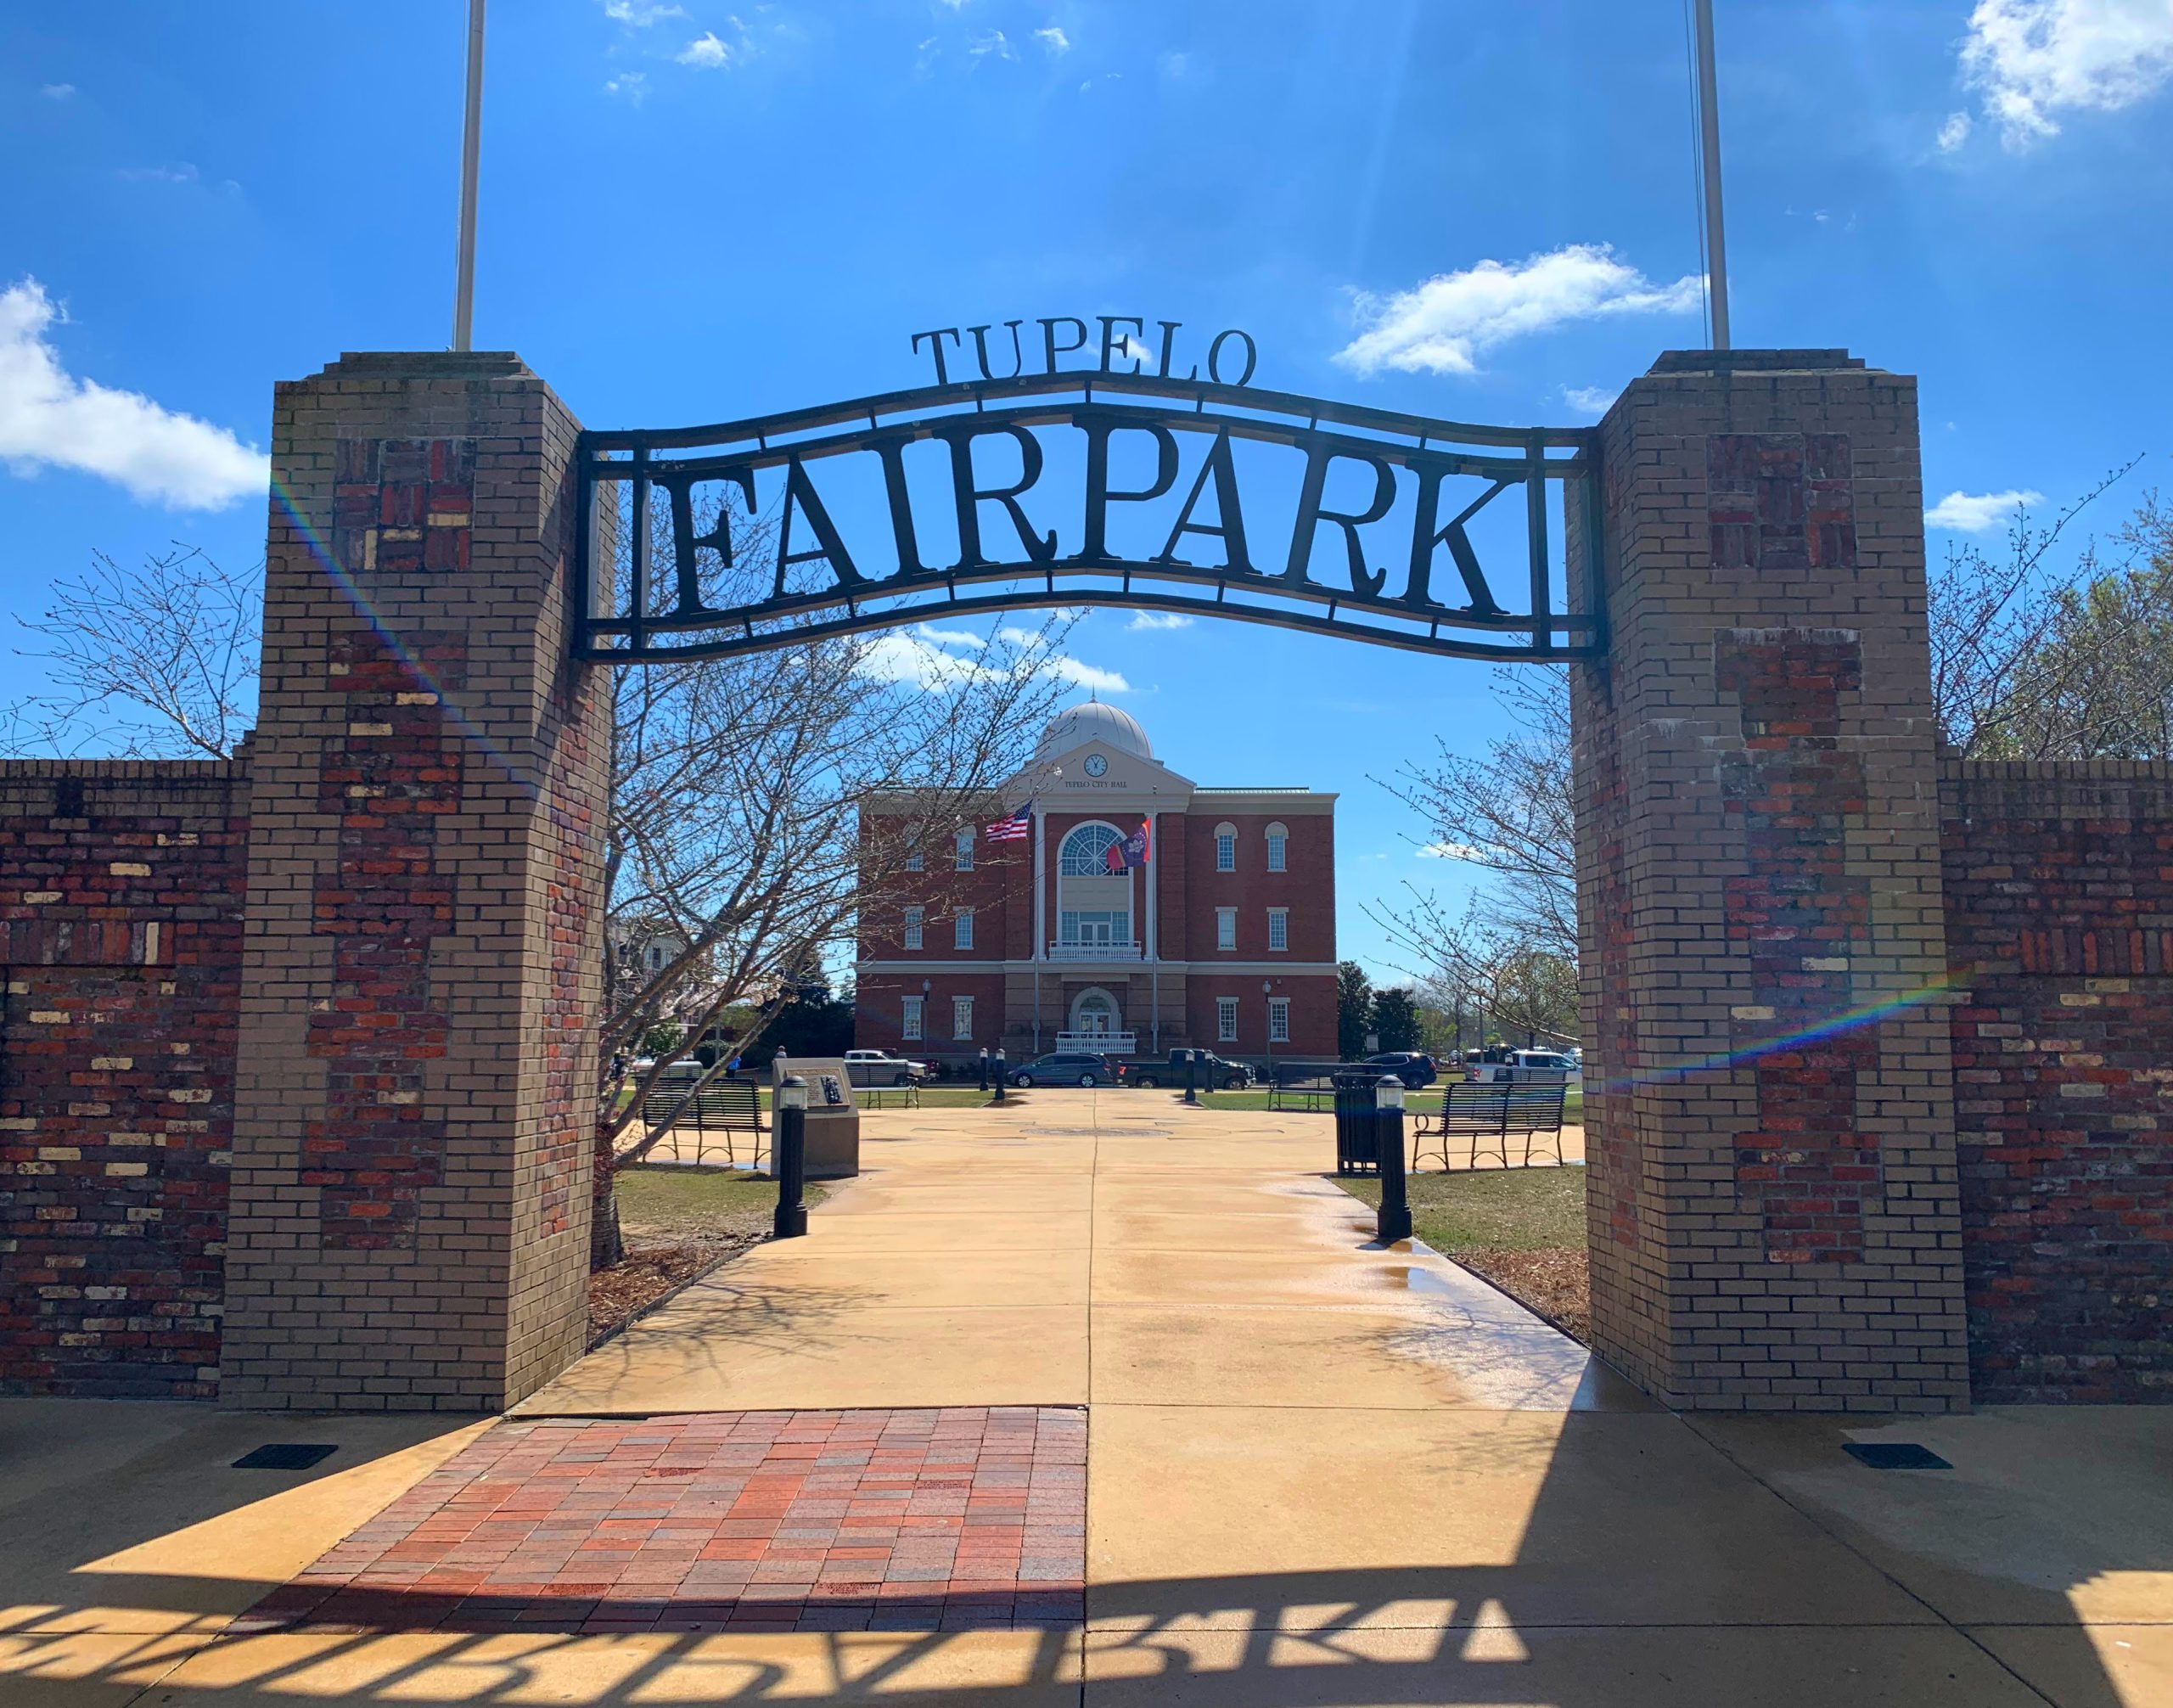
[1035,700,1153,761]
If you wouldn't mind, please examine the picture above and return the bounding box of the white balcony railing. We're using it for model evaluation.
[1055,1031,1138,1054]
[1044,941,1143,962]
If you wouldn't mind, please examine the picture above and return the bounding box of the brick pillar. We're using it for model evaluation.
[222,353,607,1412]
[1572,350,1970,1413]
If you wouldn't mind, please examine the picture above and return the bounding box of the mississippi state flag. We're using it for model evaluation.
[985,802,1032,842]
[1103,817,1151,872]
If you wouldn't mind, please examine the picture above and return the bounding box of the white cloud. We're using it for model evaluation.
[1052,657,1131,693]
[0,278,267,509]
[604,0,686,24]
[1926,487,2045,531]
[1418,840,1485,861]
[677,31,733,67]
[1034,25,1070,53]
[936,0,969,8]
[1334,244,1702,378]
[1959,0,2173,148]
[969,30,1014,59]
[1937,109,1975,150]
[914,622,985,647]
[1126,611,1193,631]
[1560,384,1619,417]
[41,83,75,100]
[604,71,649,102]
[119,163,200,185]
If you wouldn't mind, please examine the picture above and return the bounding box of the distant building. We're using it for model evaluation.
[856,702,1337,1067]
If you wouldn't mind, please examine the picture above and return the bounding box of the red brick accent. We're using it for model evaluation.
[1709,433,1856,573]
[1942,762,2173,1402]
[245,1407,1086,1634]
[1718,631,1879,1265]
[0,761,245,1398]
[306,617,465,1251]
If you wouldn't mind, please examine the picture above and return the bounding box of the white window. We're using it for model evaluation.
[644,943,665,971]
[1216,907,1237,952]
[1267,907,1289,952]
[901,995,924,1041]
[1214,821,1238,873]
[903,906,924,951]
[1268,997,1289,1043]
[1059,822,1124,874]
[952,996,974,1040]
[1216,997,1238,1042]
[954,827,974,871]
[953,907,974,950]
[904,847,923,872]
[1266,822,1288,873]
[1058,908,1129,946]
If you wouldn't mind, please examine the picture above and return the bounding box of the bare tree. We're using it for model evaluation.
[1373,663,1577,967]
[3,547,259,759]
[1370,888,1579,1049]
[1929,462,2140,756]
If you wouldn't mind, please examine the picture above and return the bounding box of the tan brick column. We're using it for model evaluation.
[1572,350,1970,1413]
[222,353,607,1412]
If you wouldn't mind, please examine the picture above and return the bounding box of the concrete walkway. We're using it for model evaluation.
[3,1092,2168,1705]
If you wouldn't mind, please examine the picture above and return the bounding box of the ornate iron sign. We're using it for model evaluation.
[573,362,1601,665]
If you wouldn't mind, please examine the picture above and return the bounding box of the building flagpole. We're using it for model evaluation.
[1693,0,1731,351]
[452,0,486,352]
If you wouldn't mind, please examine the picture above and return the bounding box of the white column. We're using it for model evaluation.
[1147,809,1159,1051]
[1144,811,1157,961]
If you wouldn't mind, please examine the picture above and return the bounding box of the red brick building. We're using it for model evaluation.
[856,703,1337,1069]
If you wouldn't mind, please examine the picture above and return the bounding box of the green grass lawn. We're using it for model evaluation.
[613,1164,796,1238]
[1147,1087,1582,1122]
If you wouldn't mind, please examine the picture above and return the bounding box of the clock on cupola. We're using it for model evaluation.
[1083,753,1109,777]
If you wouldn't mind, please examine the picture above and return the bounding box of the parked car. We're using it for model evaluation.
[1468,1049,1579,1084]
[1126,1048,1253,1091]
[1010,1051,1121,1088]
[1362,1051,1438,1088]
[843,1048,930,1086]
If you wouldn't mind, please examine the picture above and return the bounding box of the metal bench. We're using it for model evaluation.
[856,1082,921,1110]
[1266,1060,1346,1111]
[638,1071,766,1169]
[1410,1082,1567,1171]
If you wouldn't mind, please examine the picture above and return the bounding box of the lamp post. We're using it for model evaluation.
[1374,1075,1412,1244]
[978,1047,990,1093]
[993,1046,1008,1104]
[773,1076,808,1239]
[1183,1047,1199,1106]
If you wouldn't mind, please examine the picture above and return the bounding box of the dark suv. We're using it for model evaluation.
[1009,1051,1120,1087]
[1363,1051,1439,1087]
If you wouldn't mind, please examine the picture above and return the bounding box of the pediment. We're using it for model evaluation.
[1012,738,1193,807]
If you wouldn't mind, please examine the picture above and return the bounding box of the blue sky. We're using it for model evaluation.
[3,0,2170,980]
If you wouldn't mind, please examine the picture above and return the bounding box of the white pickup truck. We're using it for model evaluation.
[1468,1049,1580,1085]
[842,1048,930,1086]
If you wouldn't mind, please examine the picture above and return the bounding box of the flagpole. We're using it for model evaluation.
[452,0,487,352]
[1693,0,1732,351]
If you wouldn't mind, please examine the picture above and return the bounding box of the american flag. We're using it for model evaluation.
[985,802,1032,842]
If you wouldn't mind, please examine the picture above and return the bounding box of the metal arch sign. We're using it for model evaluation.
[572,329,1602,665]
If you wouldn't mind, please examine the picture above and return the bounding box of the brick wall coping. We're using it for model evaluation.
[1646,348,1870,374]
[0,758,247,781]
[1941,757,2173,781]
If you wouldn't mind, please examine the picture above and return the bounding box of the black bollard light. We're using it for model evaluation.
[773,1074,808,1239]
[1182,1048,1200,1106]
[1374,1075,1412,1244]
[993,1047,1007,1104]
[978,1048,990,1093]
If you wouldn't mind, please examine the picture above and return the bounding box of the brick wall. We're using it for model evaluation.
[1941,760,2173,1402]
[0,760,247,1398]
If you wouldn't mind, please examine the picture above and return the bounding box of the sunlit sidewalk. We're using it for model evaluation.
[3,1091,2167,1704]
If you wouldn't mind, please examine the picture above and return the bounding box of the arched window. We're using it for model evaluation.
[1214,822,1238,873]
[1059,823,1124,875]
[1265,821,1289,873]
[954,826,975,871]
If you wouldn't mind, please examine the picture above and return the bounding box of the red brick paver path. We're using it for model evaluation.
[244,1407,1086,1634]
